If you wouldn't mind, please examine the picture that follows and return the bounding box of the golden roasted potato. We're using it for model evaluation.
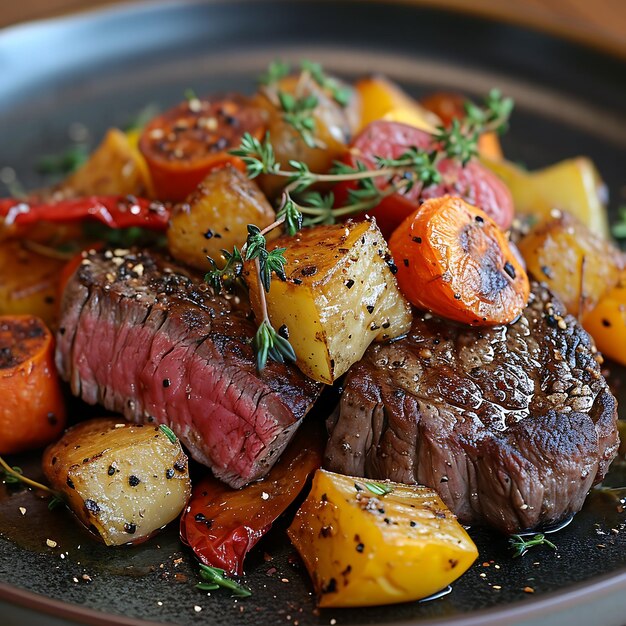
[288,470,478,607]
[518,212,624,318]
[56,128,153,198]
[484,157,610,238]
[244,219,412,384]
[167,166,275,271]
[0,241,67,327]
[43,418,191,546]
[583,273,626,366]
[254,74,357,197]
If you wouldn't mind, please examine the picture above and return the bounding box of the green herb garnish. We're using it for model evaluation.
[277,91,319,149]
[0,455,63,507]
[611,206,626,240]
[48,495,66,511]
[197,564,252,597]
[258,60,291,86]
[509,533,557,558]
[300,59,351,106]
[364,481,394,496]
[158,424,178,444]
[1,464,23,484]
[217,84,514,372]
[37,145,89,176]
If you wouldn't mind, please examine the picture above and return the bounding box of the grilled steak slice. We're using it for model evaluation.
[325,283,618,533]
[56,249,321,488]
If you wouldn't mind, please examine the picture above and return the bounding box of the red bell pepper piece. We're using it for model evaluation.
[180,422,323,576]
[0,195,170,233]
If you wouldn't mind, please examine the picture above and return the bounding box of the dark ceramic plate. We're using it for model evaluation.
[1,1,626,625]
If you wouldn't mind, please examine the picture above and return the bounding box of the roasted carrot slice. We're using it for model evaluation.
[389,196,529,325]
[0,315,66,454]
[138,94,266,201]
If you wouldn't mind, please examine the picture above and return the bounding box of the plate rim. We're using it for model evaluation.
[1,1,625,625]
[1,0,624,62]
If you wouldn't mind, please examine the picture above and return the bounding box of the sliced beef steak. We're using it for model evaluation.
[325,283,618,533]
[56,249,321,488]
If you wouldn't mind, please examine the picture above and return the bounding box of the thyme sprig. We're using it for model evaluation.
[197,563,252,598]
[434,88,514,166]
[204,216,296,370]
[259,59,351,148]
[300,59,351,106]
[278,91,319,149]
[0,455,64,506]
[216,84,513,371]
[509,533,557,558]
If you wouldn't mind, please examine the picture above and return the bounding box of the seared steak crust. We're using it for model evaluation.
[56,248,321,488]
[325,283,618,533]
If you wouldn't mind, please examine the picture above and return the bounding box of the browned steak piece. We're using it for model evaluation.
[325,283,618,533]
[56,248,321,488]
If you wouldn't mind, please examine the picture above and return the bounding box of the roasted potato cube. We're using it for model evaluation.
[254,74,358,198]
[57,128,152,198]
[167,166,275,271]
[43,418,190,546]
[245,219,412,384]
[0,241,67,328]
[518,212,624,318]
[288,470,478,607]
[484,157,610,238]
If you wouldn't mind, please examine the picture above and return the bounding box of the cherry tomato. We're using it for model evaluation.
[139,94,266,201]
[335,121,513,238]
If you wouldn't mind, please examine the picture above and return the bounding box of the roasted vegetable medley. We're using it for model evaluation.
[1,60,624,609]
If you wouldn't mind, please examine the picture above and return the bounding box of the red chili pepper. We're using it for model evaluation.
[180,422,323,576]
[0,195,170,233]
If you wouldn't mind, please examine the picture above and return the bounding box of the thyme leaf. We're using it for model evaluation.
[278,92,319,148]
[197,563,252,598]
[258,60,291,86]
[158,424,178,444]
[36,145,89,176]
[0,455,63,504]
[300,59,351,106]
[611,206,626,240]
[1,465,23,484]
[252,320,296,371]
[364,481,394,496]
[509,533,557,558]
[204,247,243,295]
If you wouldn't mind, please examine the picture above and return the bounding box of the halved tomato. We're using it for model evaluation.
[335,121,513,238]
[139,94,266,201]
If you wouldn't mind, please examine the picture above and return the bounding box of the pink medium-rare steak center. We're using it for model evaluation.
[56,248,321,488]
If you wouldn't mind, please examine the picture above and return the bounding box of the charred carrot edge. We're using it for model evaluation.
[0,315,66,454]
[389,196,529,325]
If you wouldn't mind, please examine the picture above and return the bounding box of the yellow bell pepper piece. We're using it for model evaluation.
[288,469,477,607]
[484,157,610,239]
[584,275,626,366]
[355,76,440,133]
